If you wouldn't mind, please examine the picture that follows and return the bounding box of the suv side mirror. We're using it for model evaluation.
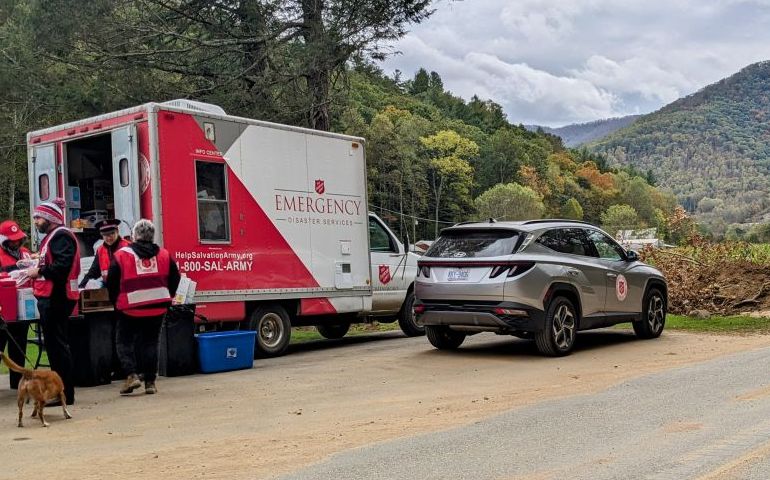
[625,250,639,262]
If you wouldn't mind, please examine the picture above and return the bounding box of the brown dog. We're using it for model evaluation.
[1,353,72,427]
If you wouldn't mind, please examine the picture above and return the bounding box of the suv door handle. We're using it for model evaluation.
[606,273,618,278]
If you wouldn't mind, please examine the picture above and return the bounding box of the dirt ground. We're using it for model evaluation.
[2,329,770,480]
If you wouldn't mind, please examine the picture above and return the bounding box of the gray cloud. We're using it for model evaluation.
[381,0,770,126]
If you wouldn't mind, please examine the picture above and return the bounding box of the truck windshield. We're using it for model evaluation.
[425,230,521,258]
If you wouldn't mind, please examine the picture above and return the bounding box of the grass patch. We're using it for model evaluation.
[665,314,770,334]
[291,322,401,344]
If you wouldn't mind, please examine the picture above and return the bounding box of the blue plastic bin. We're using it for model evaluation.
[195,331,256,373]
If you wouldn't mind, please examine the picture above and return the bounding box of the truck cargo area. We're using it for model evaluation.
[65,132,114,256]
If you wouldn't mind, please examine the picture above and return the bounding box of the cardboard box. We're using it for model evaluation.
[80,288,113,312]
[81,210,108,228]
[17,288,39,320]
[173,276,197,305]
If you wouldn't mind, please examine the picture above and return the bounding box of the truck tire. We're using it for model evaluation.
[633,288,666,339]
[249,305,291,358]
[398,290,425,337]
[535,296,577,357]
[316,323,350,339]
[425,326,466,350]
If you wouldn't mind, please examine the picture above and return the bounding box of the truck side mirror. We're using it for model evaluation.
[626,250,639,262]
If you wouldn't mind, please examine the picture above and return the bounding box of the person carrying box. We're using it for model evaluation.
[26,199,81,406]
[106,219,180,396]
[78,219,130,288]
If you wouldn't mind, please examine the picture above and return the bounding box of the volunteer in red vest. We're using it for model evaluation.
[0,219,33,390]
[78,219,130,288]
[26,198,80,406]
[0,220,32,273]
[106,219,180,395]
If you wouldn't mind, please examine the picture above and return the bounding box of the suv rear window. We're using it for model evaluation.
[425,230,521,258]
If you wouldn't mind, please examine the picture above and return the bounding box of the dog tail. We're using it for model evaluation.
[0,353,32,378]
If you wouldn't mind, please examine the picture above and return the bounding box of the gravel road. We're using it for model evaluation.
[0,329,768,480]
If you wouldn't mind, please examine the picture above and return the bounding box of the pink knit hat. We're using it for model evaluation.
[33,198,66,225]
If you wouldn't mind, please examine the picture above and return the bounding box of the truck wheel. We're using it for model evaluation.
[425,326,466,350]
[249,305,291,358]
[398,290,425,337]
[535,296,577,357]
[316,323,350,339]
[633,288,666,339]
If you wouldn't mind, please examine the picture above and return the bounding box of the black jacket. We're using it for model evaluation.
[39,229,78,300]
[106,241,181,311]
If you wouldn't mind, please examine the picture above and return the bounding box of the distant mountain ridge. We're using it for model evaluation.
[591,60,770,234]
[527,115,641,147]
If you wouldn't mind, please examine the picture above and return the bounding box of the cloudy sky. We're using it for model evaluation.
[381,0,770,127]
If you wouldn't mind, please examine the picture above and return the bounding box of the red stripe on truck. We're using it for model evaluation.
[299,298,338,316]
[158,112,321,292]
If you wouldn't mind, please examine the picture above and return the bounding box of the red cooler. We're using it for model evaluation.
[0,278,18,321]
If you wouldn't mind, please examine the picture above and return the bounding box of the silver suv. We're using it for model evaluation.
[414,220,667,356]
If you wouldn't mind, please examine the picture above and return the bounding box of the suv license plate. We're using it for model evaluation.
[447,268,470,281]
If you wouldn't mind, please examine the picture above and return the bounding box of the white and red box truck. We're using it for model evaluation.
[27,100,421,356]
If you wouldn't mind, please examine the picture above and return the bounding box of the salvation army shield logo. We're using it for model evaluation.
[136,256,159,275]
[379,265,391,285]
[616,274,628,302]
[315,179,325,194]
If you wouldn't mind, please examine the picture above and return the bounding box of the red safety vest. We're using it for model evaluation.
[0,246,31,271]
[114,246,172,317]
[97,238,130,281]
[33,226,81,300]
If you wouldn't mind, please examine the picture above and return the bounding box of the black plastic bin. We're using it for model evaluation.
[69,312,114,387]
[159,304,198,377]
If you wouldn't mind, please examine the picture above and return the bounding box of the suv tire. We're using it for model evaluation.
[633,288,666,339]
[535,296,577,356]
[426,326,466,350]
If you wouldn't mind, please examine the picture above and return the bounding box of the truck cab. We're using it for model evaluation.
[367,213,422,336]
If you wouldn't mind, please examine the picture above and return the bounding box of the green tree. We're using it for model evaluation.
[475,183,544,221]
[561,198,584,220]
[410,68,430,94]
[601,204,639,237]
[420,130,478,236]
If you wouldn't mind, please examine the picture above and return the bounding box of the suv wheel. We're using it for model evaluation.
[426,326,466,350]
[535,296,577,356]
[633,288,666,339]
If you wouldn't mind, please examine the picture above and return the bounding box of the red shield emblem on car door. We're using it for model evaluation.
[379,265,391,284]
[315,179,325,194]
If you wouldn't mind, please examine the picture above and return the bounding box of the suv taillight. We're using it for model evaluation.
[489,262,535,279]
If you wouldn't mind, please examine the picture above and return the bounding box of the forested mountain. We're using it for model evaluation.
[592,61,770,237]
[0,1,677,242]
[337,66,676,240]
[531,115,641,147]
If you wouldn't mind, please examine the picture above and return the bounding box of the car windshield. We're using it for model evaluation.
[425,229,521,258]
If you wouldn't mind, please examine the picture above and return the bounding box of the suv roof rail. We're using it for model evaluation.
[521,219,596,226]
[452,218,498,226]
